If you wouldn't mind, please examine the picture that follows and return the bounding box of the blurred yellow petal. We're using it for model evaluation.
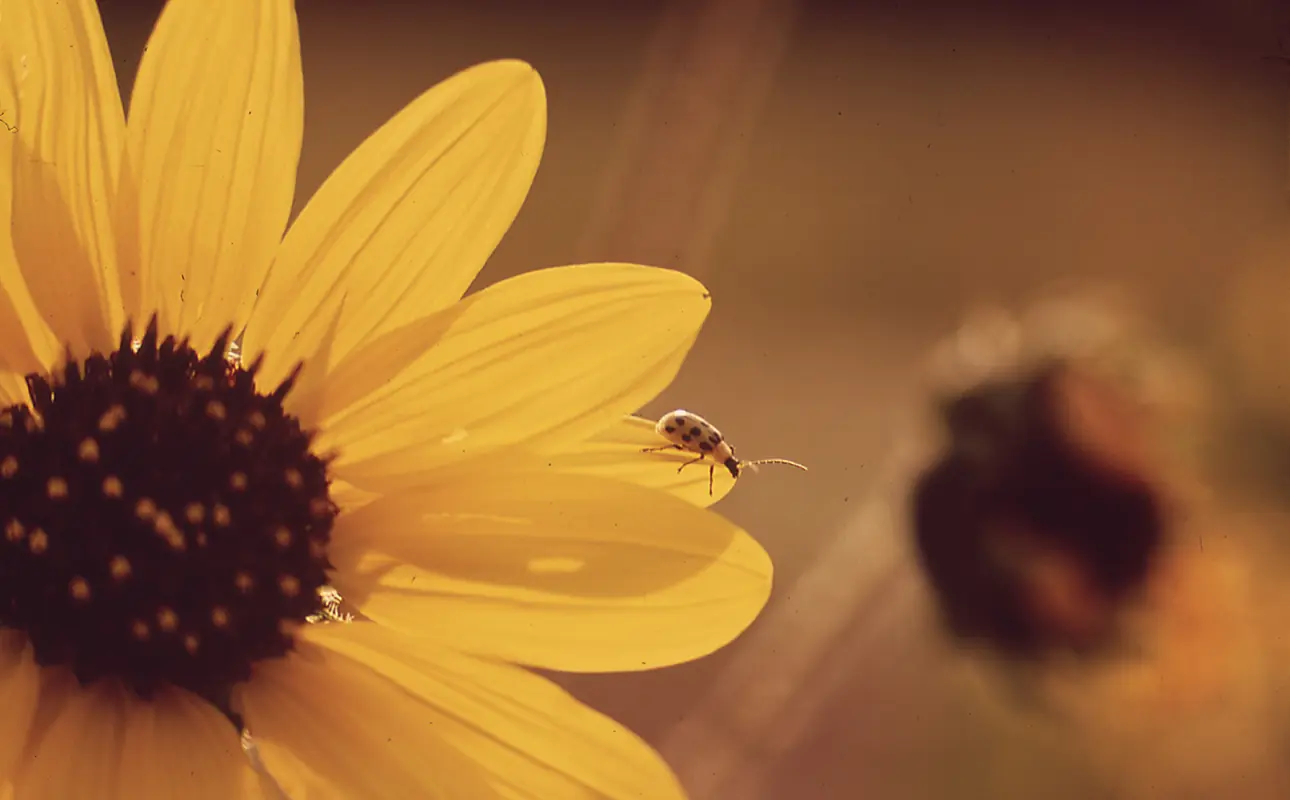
[537,415,735,507]
[325,264,709,490]
[12,678,256,799]
[248,738,341,800]
[0,0,124,355]
[245,59,546,391]
[0,633,39,784]
[118,0,303,352]
[241,641,499,800]
[0,372,29,407]
[117,687,259,799]
[330,469,772,672]
[13,679,125,796]
[308,623,686,800]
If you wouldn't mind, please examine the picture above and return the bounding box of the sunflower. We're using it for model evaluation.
[0,0,773,796]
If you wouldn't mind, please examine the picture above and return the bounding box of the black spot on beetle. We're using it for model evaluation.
[690,426,702,437]
[681,434,692,443]
[664,426,675,433]
[699,441,714,452]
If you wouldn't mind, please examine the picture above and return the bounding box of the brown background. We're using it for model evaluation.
[99,1,1290,797]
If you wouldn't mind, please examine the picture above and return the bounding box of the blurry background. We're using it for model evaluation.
[99,0,1290,797]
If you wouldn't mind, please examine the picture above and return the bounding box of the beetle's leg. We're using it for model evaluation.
[676,454,706,473]
[641,444,684,454]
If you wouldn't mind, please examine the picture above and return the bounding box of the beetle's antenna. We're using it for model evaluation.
[739,458,809,473]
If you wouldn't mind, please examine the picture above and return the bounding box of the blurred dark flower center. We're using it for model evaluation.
[912,361,1162,656]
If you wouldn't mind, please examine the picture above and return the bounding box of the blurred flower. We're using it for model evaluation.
[0,0,772,796]
[911,291,1201,658]
[951,514,1287,799]
[921,289,1290,795]
[912,359,1163,656]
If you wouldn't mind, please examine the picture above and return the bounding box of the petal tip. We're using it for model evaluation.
[469,58,542,90]
[455,58,546,129]
[503,59,546,107]
[666,268,713,308]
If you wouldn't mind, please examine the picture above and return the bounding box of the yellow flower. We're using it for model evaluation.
[0,0,773,796]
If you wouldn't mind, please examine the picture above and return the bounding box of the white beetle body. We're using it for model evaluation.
[655,409,740,477]
[644,408,807,494]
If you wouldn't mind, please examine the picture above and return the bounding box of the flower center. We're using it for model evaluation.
[0,318,336,703]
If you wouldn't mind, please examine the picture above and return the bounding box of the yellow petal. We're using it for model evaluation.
[13,679,256,799]
[0,254,52,376]
[0,371,29,407]
[0,125,55,374]
[330,478,379,515]
[117,0,303,352]
[537,414,735,507]
[0,65,56,374]
[0,633,39,784]
[117,687,261,799]
[280,295,345,431]
[307,623,687,800]
[0,0,125,355]
[246,736,341,800]
[12,679,125,796]
[324,264,709,490]
[244,59,545,391]
[330,468,772,672]
[240,640,499,799]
